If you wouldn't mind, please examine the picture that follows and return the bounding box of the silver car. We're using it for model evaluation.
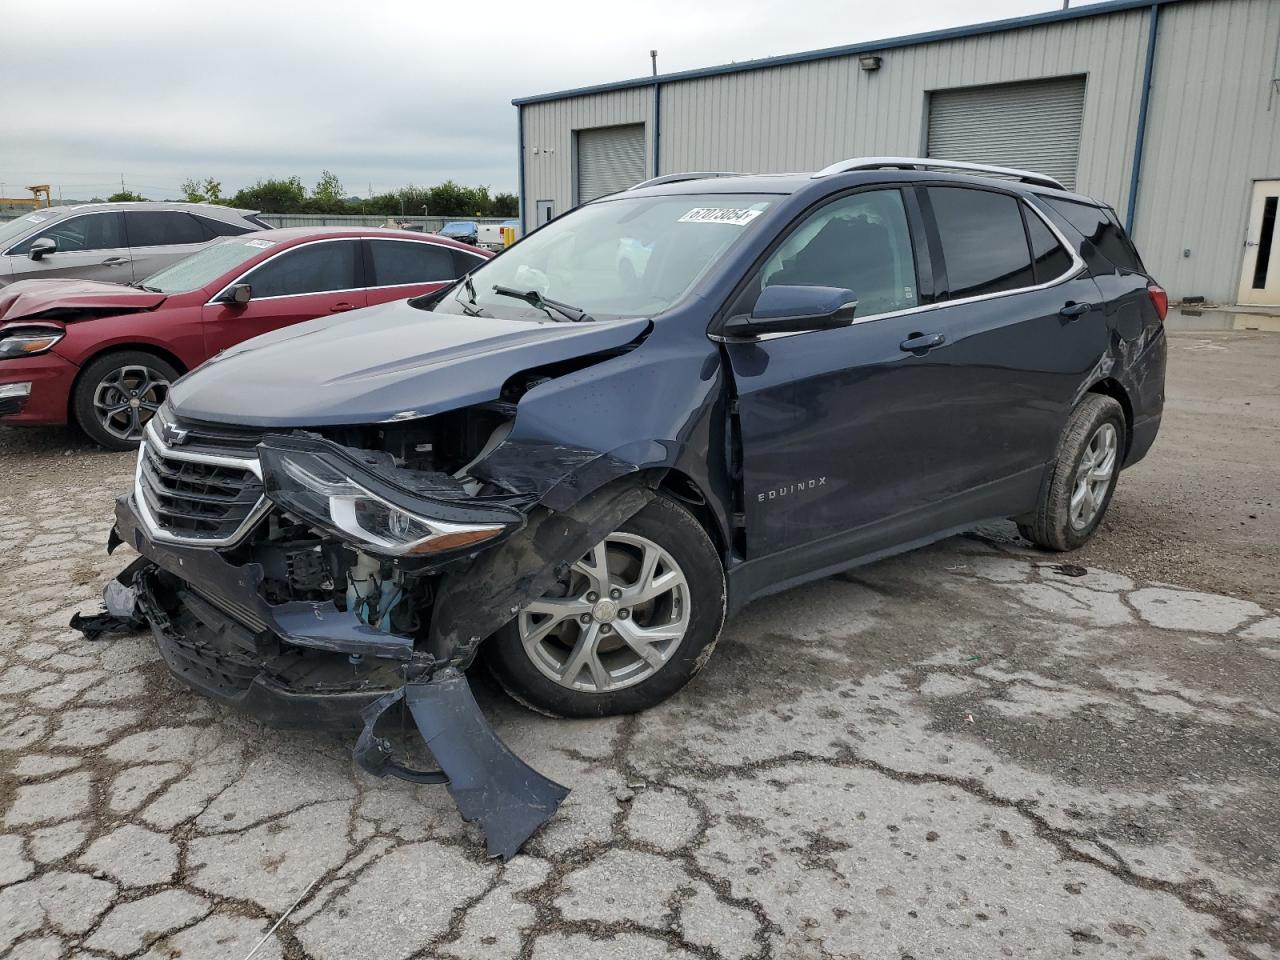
[0,202,270,287]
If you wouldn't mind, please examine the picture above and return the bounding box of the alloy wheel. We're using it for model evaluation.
[518,532,691,693]
[92,364,170,443]
[1069,421,1118,530]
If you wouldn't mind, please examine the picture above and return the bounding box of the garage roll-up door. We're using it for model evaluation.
[928,76,1086,190]
[576,124,646,203]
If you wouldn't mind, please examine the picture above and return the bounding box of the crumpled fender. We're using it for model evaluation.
[426,479,655,664]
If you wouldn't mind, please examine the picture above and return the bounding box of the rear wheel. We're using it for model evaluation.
[486,494,726,718]
[73,351,178,451]
[1017,394,1125,551]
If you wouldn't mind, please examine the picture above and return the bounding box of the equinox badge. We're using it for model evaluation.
[758,477,827,502]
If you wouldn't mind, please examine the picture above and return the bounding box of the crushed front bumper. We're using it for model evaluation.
[105,480,654,857]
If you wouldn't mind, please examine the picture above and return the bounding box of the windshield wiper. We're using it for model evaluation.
[131,282,162,292]
[453,274,485,317]
[491,285,592,323]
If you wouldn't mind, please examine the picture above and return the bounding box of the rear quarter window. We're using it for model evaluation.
[1040,197,1146,274]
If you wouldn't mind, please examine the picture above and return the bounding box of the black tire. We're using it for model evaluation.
[1017,394,1126,551]
[73,351,179,451]
[486,493,726,718]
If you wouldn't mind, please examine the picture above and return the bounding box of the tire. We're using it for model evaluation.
[486,493,726,718]
[73,351,178,451]
[1017,394,1126,552]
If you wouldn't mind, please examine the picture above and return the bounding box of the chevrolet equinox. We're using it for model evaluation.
[97,158,1167,856]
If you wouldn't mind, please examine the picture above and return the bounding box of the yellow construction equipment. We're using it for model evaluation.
[0,185,53,209]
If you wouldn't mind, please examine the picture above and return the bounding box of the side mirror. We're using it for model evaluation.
[29,237,56,261]
[720,284,858,339]
[228,284,252,306]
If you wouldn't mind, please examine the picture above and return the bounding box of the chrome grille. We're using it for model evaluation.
[134,421,268,546]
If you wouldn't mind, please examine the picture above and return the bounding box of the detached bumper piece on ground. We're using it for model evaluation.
[76,457,654,859]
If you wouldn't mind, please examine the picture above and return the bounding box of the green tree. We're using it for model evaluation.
[230,177,308,213]
[181,177,227,204]
[492,192,519,217]
[107,190,145,202]
[311,170,345,213]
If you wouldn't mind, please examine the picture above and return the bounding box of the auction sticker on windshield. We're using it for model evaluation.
[245,238,277,248]
[678,207,763,226]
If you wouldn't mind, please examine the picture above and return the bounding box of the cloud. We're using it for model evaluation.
[1,0,1081,200]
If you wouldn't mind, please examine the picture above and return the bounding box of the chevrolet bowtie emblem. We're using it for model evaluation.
[161,422,189,445]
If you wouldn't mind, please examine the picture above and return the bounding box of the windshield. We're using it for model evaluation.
[0,211,61,251]
[141,237,276,293]
[435,193,776,320]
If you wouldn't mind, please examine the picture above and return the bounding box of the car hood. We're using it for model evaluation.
[169,299,651,427]
[0,278,168,325]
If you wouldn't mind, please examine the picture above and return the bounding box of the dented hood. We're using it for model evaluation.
[169,298,650,427]
[0,279,167,323]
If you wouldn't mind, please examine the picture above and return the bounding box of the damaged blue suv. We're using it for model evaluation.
[99,158,1167,857]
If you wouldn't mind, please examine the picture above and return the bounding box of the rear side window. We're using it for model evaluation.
[927,188,1034,299]
[368,239,457,286]
[242,240,359,298]
[1023,208,1074,283]
[194,215,253,238]
[10,212,124,255]
[126,211,207,247]
[1040,197,1146,274]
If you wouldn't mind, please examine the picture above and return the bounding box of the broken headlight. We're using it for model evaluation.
[258,435,522,558]
[0,329,65,359]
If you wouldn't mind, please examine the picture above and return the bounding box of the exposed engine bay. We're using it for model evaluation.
[82,352,662,859]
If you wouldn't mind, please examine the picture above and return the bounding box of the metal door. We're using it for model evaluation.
[575,125,646,203]
[1238,180,1280,306]
[928,76,1086,190]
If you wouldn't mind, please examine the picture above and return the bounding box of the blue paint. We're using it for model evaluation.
[517,108,527,233]
[512,0,1186,106]
[653,81,662,178]
[1126,3,1161,233]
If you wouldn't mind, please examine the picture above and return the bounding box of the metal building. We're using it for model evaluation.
[513,0,1280,307]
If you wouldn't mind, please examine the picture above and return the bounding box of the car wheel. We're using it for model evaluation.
[1017,394,1126,552]
[73,351,178,451]
[486,493,726,718]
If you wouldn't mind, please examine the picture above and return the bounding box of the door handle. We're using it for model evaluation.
[329,302,356,313]
[101,257,130,265]
[899,332,946,353]
[1059,301,1093,320]
[1245,240,1259,247]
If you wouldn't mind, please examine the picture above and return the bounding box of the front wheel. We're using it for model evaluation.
[72,351,178,451]
[486,494,726,718]
[1018,394,1126,551]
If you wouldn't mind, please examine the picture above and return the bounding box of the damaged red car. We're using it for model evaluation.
[0,228,489,449]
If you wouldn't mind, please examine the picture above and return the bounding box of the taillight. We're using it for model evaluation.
[1146,283,1168,322]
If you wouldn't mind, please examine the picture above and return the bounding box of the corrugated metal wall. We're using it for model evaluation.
[1132,0,1280,303]
[519,0,1280,302]
[521,87,653,230]
[656,9,1149,213]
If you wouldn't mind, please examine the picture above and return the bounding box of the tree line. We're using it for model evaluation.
[102,171,518,218]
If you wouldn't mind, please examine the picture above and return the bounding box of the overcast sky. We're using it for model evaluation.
[1,0,1108,201]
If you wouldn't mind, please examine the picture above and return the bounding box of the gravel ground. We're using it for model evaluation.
[0,329,1276,959]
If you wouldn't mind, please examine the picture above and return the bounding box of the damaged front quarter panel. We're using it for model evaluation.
[105,442,657,856]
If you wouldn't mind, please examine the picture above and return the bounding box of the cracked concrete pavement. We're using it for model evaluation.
[0,329,1277,959]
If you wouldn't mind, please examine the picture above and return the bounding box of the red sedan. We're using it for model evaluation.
[0,228,490,449]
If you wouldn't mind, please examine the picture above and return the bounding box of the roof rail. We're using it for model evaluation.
[812,156,1065,190]
[629,171,746,190]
